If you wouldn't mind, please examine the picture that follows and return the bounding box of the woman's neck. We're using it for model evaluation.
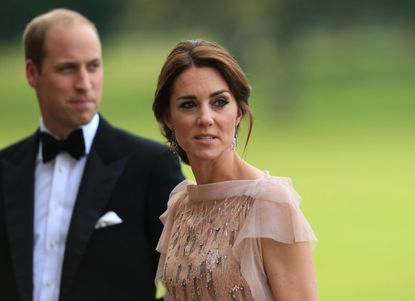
[190,152,263,184]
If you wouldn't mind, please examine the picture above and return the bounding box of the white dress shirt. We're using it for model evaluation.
[33,114,99,301]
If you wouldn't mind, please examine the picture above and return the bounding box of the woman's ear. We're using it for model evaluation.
[235,107,243,127]
[26,60,40,88]
[163,113,173,131]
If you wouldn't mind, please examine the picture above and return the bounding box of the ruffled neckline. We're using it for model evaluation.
[186,171,271,202]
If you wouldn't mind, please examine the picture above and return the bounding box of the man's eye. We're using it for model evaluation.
[180,101,196,109]
[57,65,76,73]
[88,62,100,72]
[214,98,229,107]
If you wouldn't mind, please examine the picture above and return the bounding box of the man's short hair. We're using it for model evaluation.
[23,8,98,71]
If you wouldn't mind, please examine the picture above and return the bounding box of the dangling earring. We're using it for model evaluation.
[170,130,179,155]
[231,134,237,150]
[231,125,239,150]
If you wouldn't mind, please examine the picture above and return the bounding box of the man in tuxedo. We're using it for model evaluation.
[0,8,184,301]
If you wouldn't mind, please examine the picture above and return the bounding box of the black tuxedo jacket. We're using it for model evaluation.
[0,117,184,301]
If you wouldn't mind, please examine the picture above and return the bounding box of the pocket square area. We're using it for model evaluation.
[95,211,123,229]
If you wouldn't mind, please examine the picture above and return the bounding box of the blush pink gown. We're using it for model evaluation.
[156,172,317,301]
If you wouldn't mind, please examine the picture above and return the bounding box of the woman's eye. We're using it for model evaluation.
[180,101,196,109]
[214,98,229,107]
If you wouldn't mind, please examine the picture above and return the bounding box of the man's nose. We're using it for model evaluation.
[74,68,92,90]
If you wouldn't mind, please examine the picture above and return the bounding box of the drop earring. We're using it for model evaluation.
[231,134,237,150]
[169,130,179,155]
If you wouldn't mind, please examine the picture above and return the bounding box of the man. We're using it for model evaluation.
[0,8,184,301]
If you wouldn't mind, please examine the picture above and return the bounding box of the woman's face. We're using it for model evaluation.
[165,66,242,164]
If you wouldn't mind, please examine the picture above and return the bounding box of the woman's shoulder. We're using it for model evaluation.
[165,179,193,208]
[170,179,192,195]
[246,171,302,206]
[159,179,191,224]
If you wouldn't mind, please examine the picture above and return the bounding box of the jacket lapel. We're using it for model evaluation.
[59,119,128,301]
[1,135,38,301]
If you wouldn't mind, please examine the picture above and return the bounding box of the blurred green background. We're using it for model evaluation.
[1,1,414,300]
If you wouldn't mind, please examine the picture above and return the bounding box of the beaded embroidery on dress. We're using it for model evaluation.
[163,195,255,301]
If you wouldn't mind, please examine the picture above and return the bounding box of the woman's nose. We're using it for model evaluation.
[197,106,214,127]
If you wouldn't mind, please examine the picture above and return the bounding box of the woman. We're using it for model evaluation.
[153,40,318,301]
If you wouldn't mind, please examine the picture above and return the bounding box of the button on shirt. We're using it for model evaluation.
[33,114,99,301]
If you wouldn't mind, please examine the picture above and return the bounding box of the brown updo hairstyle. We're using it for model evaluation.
[153,40,254,164]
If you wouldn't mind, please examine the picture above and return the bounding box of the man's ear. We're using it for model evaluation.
[26,60,40,88]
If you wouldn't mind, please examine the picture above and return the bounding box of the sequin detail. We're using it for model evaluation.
[163,196,254,300]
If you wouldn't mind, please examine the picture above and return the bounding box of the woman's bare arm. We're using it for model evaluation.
[262,238,318,301]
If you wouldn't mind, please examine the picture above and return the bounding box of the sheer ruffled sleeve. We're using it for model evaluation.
[233,176,318,301]
[155,180,189,293]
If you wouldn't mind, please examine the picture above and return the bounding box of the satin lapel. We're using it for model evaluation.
[59,150,128,300]
[1,138,37,301]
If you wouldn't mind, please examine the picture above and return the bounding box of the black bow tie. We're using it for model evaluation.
[40,129,86,163]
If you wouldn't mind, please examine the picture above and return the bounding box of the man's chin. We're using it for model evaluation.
[73,112,97,127]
